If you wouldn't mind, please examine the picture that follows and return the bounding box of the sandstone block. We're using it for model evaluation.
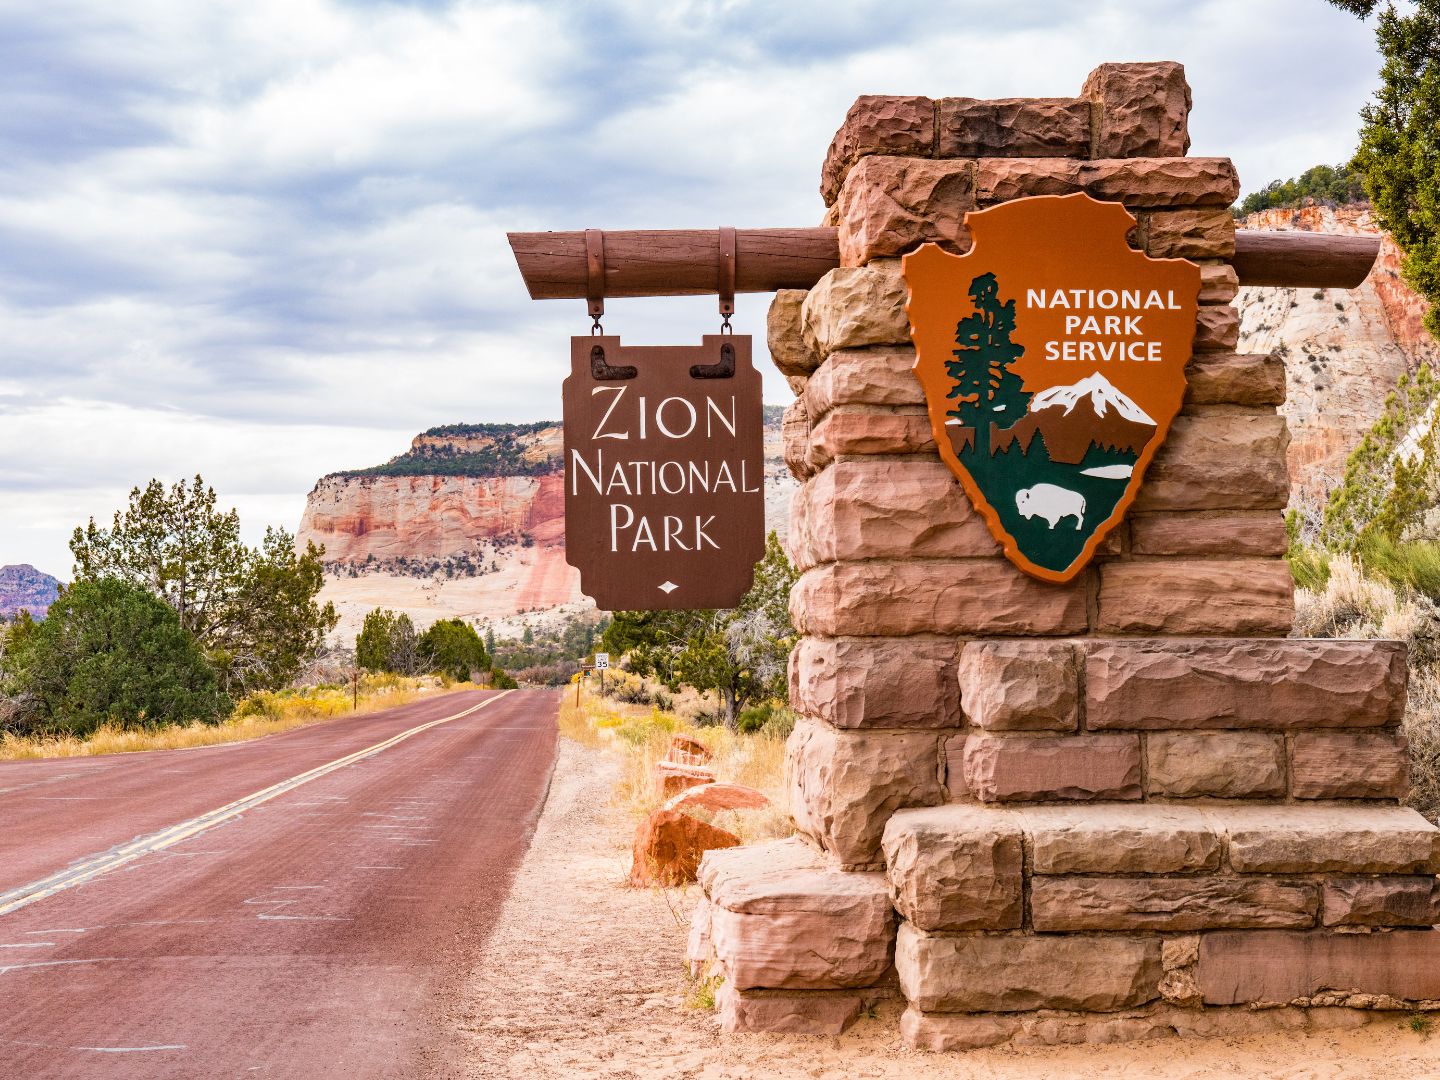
[835,156,974,266]
[700,837,895,990]
[664,782,768,815]
[1323,876,1440,927]
[716,983,868,1034]
[882,805,1024,931]
[1085,639,1408,730]
[958,733,1141,802]
[767,289,818,377]
[1095,559,1294,636]
[804,346,923,418]
[958,639,1078,731]
[785,374,808,396]
[1197,929,1440,1005]
[936,96,1089,158]
[1194,304,1240,351]
[1184,351,1286,406]
[1030,876,1318,931]
[821,94,935,205]
[786,719,944,868]
[789,635,962,730]
[790,559,1089,638]
[788,460,995,571]
[1020,804,1221,873]
[630,808,739,886]
[900,1008,1019,1051]
[781,398,815,481]
[1136,412,1290,512]
[808,407,933,465]
[1083,61,1191,157]
[654,759,715,797]
[1199,262,1240,303]
[1146,732,1286,798]
[1291,733,1411,800]
[897,924,1162,1013]
[1129,511,1288,557]
[1142,208,1236,259]
[973,156,1236,208]
[1219,805,1440,874]
[802,262,909,357]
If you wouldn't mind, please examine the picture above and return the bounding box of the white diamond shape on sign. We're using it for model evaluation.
[658,581,678,594]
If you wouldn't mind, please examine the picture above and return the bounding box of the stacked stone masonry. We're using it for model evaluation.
[695,61,1435,1050]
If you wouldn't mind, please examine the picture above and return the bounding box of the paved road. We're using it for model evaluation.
[0,688,559,1079]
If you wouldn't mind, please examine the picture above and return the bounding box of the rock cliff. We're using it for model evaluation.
[1236,205,1439,501]
[0,564,61,620]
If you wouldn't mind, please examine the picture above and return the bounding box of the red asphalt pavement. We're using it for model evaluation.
[0,688,559,1079]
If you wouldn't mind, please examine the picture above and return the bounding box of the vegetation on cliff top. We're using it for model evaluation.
[334,421,561,479]
[1234,163,1368,217]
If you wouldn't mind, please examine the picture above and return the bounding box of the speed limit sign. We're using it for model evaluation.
[595,653,610,670]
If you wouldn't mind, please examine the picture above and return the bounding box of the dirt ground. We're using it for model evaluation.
[452,738,1440,1079]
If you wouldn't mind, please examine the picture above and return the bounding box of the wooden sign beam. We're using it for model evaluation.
[508,227,1381,300]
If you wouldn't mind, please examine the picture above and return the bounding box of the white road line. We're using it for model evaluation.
[0,958,114,975]
[0,692,512,918]
[76,1045,187,1053]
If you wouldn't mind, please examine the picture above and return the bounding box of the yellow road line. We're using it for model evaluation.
[0,691,513,919]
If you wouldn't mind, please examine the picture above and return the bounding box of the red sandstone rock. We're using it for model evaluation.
[882,805,1024,931]
[801,262,910,357]
[835,156,974,265]
[781,398,815,482]
[767,289,818,377]
[1030,876,1318,931]
[663,782,768,815]
[788,460,995,570]
[1184,352,1286,406]
[666,734,712,765]
[1018,804,1221,874]
[1322,876,1440,927]
[785,718,944,868]
[1145,732,1286,797]
[716,984,870,1035]
[973,157,1084,204]
[936,97,1090,158]
[654,759,716,798]
[1194,304,1241,351]
[898,924,1163,1013]
[1142,208,1236,259]
[790,559,1089,638]
[630,808,739,887]
[1095,559,1294,636]
[1129,511,1288,557]
[1290,733,1411,800]
[973,156,1236,207]
[821,94,935,205]
[1084,639,1407,730]
[1197,929,1440,1005]
[1199,262,1240,303]
[958,640,1079,731]
[807,407,934,465]
[1082,61,1191,157]
[958,733,1141,803]
[1136,412,1290,513]
[1219,805,1440,874]
[788,635,963,730]
[804,347,924,417]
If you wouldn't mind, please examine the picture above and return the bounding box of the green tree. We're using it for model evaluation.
[1,578,230,737]
[946,272,1027,457]
[355,609,421,674]
[69,475,338,695]
[1236,163,1369,216]
[601,532,799,728]
[1334,0,1440,339]
[418,618,490,681]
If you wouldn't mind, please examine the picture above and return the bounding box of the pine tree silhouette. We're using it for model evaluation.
[946,272,1028,458]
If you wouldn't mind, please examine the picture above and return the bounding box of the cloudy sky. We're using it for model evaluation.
[0,0,1383,574]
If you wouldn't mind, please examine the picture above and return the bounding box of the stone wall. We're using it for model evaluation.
[692,62,1438,1048]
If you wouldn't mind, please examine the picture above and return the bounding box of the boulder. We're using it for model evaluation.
[630,808,740,887]
[663,782,769,815]
[654,759,715,798]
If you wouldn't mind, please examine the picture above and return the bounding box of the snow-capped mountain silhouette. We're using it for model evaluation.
[993,372,1157,465]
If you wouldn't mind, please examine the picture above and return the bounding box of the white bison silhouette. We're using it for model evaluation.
[1016,484,1086,530]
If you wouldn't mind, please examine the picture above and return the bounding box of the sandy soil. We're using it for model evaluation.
[452,739,1440,1079]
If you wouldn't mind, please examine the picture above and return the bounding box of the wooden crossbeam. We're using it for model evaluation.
[508,227,1382,300]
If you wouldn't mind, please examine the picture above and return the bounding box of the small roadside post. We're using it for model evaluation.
[577,664,593,708]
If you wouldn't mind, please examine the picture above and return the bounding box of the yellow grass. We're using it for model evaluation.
[0,674,476,761]
[558,680,791,844]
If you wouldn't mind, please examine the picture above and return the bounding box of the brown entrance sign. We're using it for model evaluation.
[906,193,1201,583]
[562,334,766,610]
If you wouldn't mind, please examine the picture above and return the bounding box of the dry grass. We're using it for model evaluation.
[0,673,472,761]
[558,681,791,844]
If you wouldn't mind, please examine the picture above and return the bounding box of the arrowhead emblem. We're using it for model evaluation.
[905,194,1201,583]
